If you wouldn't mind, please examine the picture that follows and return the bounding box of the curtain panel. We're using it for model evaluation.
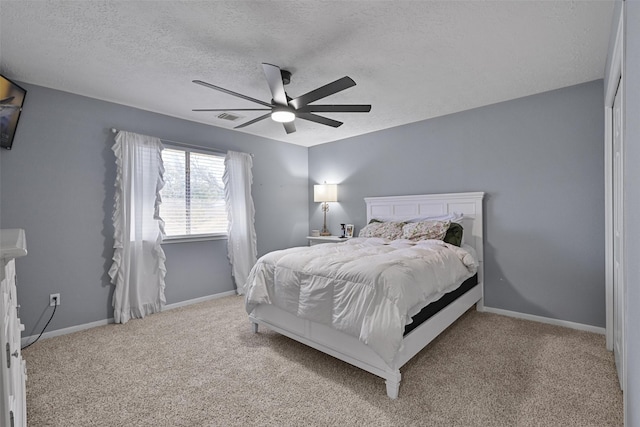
[223,151,257,295]
[109,131,167,323]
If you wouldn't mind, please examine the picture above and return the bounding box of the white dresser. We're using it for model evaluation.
[1,229,27,427]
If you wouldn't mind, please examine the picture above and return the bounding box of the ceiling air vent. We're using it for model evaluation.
[217,112,243,122]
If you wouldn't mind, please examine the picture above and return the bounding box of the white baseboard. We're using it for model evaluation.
[163,290,237,311]
[21,317,115,347]
[21,290,239,347]
[482,306,606,335]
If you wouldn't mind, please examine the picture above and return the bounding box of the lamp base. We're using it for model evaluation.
[320,202,331,237]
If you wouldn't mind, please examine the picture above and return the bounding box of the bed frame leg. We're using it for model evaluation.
[251,322,259,334]
[385,371,401,399]
[476,297,485,312]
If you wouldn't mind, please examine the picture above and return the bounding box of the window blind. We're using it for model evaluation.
[160,147,228,237]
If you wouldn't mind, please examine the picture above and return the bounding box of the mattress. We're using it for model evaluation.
[403,273,478,336]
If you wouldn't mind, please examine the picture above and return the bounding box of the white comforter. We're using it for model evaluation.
[245,237,478,365]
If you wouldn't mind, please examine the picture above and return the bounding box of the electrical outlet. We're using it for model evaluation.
[49,293,60,307]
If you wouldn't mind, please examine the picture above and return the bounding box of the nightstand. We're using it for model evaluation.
[306,236,351,246]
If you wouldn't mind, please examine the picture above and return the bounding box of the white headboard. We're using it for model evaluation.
[364,192,485,281]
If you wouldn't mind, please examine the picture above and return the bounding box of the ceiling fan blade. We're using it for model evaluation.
[289,76,356,109]
[296,104,371,113]
[193,80,273,108]
[262,63,288,106]
[193,108,271,112]
[297,112,343,128]
[283,121,296,134]
[234,113,271,129]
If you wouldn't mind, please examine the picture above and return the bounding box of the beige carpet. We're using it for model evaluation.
[23,295,622,426]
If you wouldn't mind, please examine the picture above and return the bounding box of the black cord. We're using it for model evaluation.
[21,301,57,350]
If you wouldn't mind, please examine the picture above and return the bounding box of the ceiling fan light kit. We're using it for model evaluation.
[271,107,295,123]
[193,63,371,134]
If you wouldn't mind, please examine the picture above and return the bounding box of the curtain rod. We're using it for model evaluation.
[110,128,253,157]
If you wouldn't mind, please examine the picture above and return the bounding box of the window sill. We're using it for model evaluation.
[162,234,227,244]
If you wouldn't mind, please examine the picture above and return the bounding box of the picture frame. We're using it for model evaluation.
[345,224,354,238]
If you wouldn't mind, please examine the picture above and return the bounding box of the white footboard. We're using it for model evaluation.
[249,304,402,389]
[249,283,481,398]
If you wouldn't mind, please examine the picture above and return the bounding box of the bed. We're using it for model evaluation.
[245,192,485,398]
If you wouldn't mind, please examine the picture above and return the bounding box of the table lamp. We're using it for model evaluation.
[314,183,338,236]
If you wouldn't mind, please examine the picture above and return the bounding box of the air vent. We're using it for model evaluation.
[217,112,244,122]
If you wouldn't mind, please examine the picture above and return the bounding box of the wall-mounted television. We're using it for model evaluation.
[0,75,26,150]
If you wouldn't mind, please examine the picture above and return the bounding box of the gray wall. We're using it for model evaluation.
[309,80,605,328]
[0,83,308,336]
[623,1,640,424]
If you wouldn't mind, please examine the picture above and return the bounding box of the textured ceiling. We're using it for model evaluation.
[0,1,614,147]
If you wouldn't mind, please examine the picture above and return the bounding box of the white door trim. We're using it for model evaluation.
[604,4,624,352]
[603,4,625,424]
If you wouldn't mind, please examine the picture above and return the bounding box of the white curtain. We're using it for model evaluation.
[223,151,257,295]
[109,131,167,323]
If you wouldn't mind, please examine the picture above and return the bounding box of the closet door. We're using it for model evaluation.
[612,77,625,389]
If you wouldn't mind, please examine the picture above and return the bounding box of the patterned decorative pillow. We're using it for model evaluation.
[358,222,382,237]
[401,220,451,241]
[358,221,405,240]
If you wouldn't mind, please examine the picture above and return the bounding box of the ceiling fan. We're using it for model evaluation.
[192,63,371,134]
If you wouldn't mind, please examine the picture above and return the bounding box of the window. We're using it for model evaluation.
[160,146,228,240]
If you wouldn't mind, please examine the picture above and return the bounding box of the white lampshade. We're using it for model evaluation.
[314,184,338,203]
